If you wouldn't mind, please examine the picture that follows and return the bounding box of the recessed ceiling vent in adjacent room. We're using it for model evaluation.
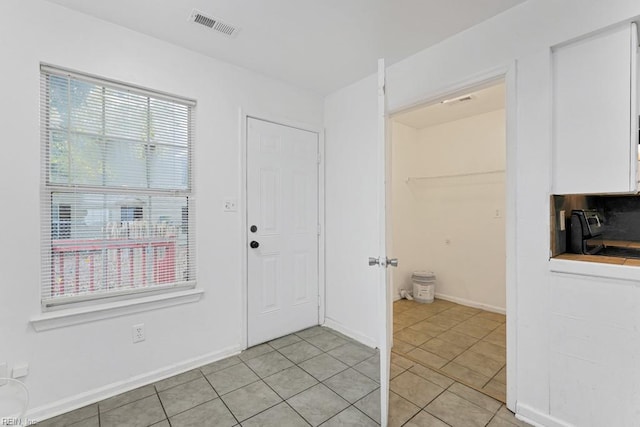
[188,9,239,37]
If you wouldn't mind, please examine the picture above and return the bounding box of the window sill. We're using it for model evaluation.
[549,257,640,282]
[30,288,204,332]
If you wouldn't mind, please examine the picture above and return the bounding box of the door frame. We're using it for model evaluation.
[239,109,326,349]
[386,62,518,410]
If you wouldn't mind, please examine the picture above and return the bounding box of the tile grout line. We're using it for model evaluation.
[153,386,171,426]
[396,313,497,426]
[392,300,507,403]
[200,369,241,426]
[281,342,351,426]
[283,328,381,426]
[243,339,343,424]
[395,320,502,381]
[240,347,320,426]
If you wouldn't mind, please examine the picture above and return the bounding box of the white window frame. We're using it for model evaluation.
[39,64,197,312]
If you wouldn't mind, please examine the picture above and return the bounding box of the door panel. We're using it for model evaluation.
[247,118,319,346]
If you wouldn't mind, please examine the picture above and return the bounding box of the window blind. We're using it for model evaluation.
[40,65,196,309]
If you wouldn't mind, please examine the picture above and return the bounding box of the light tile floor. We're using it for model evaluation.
[36,312,526,426]
[36,326,380,427]
[393,298,507,402]
[387,352,529,427]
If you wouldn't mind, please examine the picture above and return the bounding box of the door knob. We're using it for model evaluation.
[250,241,260,249]
[369,257,398,267]
[250,225,257,233]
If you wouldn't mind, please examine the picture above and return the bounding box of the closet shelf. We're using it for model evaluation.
[405,169,505,184]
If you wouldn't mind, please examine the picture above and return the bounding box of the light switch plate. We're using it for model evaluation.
[223,199,237,212]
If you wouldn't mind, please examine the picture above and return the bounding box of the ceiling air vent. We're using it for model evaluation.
[189,9,239,37]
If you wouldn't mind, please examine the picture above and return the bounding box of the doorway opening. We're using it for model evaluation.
[388,80,508,403]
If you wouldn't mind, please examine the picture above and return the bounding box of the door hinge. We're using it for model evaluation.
[317,152,322,165]
[317,223,321,236]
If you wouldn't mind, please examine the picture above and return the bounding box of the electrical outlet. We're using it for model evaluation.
[559,210,566,231]
[132,324,145,343]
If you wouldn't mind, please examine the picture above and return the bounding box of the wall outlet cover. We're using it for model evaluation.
[132,324,145,343]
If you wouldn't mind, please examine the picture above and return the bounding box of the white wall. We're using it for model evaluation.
[390,122,419,297]
[325,0,640,425]
[0,0,323,419]
[323,74,380,347]
[391,110,506,312]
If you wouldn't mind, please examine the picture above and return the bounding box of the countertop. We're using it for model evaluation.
[554,240,640,265]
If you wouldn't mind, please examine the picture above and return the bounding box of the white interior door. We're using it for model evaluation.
[374,59,394,427]
[247,117,319,347]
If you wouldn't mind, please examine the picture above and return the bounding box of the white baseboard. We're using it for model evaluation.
[516,403,573,427]
[323,317,377,348]
[435,292,506,315]
[28,345,242,422]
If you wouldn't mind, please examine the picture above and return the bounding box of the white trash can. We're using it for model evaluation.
[412,271,436,304]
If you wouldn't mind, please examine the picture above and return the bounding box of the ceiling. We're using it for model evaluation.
[392,82,505,129]
[44,0,525,95]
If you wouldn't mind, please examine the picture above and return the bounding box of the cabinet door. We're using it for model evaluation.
[553,23,637,194]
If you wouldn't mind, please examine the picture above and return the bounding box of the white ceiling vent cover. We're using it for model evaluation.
[188,9,239,37]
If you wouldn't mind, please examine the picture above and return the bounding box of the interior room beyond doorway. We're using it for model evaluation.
[389,80,507,403]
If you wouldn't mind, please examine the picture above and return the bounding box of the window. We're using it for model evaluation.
[120,206,143,222]
[40,65,196,309]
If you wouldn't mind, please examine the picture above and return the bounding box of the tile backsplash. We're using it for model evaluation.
[595,196,640,241]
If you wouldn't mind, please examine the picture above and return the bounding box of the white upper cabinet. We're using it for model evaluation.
[553,23,638,194]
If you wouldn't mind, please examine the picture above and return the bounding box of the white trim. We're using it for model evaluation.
[434,293,506,315]
[239,110,325,349]
[628,22,638,191]
[516,402,573,427]
[504,61,519,413]
[386,61,519,412]
[28,344,240,423]
[42,282,196,309]
[388,64,510,116]
[549,258,640,283]
[323,317,378,348]
[318,130,327,324]
[239,108,249,350]
[30,289,204,331]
